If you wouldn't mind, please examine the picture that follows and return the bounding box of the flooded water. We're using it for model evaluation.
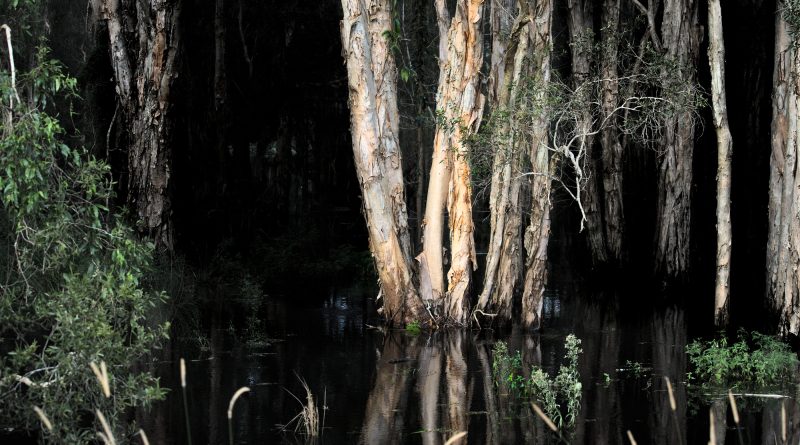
[139,288,800,444]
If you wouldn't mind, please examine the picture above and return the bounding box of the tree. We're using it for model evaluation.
[654,0,701,277]
[707,0,732,326]
[475,0,554,330]
[766,0,800,334]
[339,0,428,326]
[419,0,485,324]
[95,0,181,251]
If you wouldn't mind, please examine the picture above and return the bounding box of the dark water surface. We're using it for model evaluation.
[140,289,800,444]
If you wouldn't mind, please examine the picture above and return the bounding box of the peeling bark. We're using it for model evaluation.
[421,0,485,324]
[340,0,427,326]
[766,6,800,335]
[654,0,700,277]
[521,0,553,330]
[99,0,181,250]
[477,6,530,326]
[708,0,732,326]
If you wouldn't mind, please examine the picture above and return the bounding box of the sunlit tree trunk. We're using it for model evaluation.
[708,0,732,326]
[340,0,427,325]
[421,0,485,324]
[477,2,529,325]
[654,0,700,277]
[98,0,181,250]
[521,0,553,330]
[418,0,454,311]
[766,5,800,335]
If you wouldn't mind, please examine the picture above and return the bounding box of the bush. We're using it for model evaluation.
[686,330,799,390]
[492,334,583,429]
[0,43,168,442]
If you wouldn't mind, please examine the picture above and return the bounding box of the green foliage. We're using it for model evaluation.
[492,334,583,429]
[686,331,799,390]
[784,0,800,36]
[404,320,421,335]
[0,42,167,442]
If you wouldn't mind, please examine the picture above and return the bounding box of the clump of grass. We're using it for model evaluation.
[280,375,324,438]
[686,330,799,390]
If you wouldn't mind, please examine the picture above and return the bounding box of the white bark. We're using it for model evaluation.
[340,0,428,325]
[708,0,732,326]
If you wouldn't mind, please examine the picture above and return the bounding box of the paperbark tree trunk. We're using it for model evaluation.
[708,0,732,327]
[421,0,485,324]
[99,0,181,250]
[568,0,607,264]
[477,4,529,326]
[340,0,428,326]
[654,0,700,277]
[521,0,553,330]
[766,5,800,335]
[418,0,454,311]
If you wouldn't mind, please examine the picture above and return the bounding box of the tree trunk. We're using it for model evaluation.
[654,0,700,277]
[340,0,428,326]
[421,0,485,324]
[568,0,607,264]
[708,0,732,327]
[766,6,800,335]
[521,0,553,330]
[99,0,181,250]
[600,0,624,262]
[418,0,453,311]
[477,3,528,326]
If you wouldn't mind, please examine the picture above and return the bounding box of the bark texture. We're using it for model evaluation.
[599,0,624,261]
[421,0,485,324]
[708,0,732,326]
[654,0,700,277]
[520,0,553,330]
[340,0,427,326]
[567,0,607,264]
[477,5,530,325]
[99,0,181,250]
[766,7,800,335]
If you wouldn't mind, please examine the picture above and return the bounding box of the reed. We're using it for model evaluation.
[90,361,111,398]
[709,409,716,445]
[95,409,116,445]
[626,430,637,445]
[32,406,52,432]
[728,389,744,445]
[444,431,467,445]
[781,400,787,444]
[228,386,251,445]
[180,358,193,445]
[664,376,683,445]
[280,375,322,439]
[138,428,151,445]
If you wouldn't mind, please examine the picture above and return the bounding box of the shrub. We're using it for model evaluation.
[0,42,168,442]
[686,330,799,390]
[492,334,583,429]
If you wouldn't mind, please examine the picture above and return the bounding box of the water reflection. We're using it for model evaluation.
[140,292,800,444]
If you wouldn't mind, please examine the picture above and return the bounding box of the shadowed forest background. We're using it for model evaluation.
[3,0,800,443]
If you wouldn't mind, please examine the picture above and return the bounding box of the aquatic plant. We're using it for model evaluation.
[492,334,583,429]
[686,330,799,390]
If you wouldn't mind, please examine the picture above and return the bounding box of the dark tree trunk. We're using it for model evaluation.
[654,0,701,277]
[98,0,182,250]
